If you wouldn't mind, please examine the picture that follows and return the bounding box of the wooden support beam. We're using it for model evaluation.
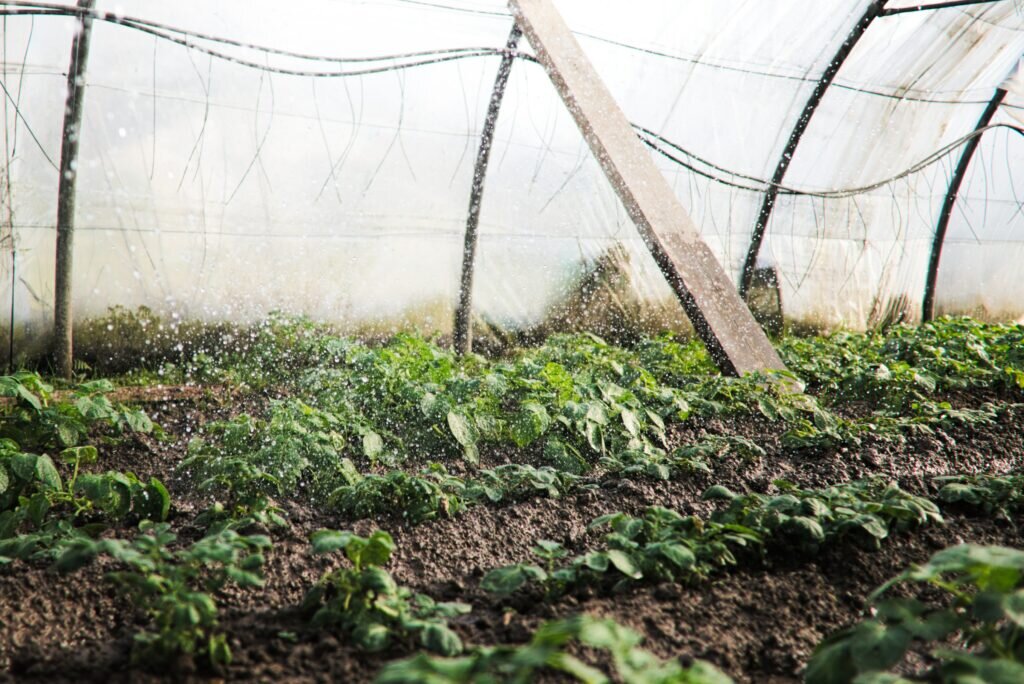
[508,0,785,376]
[53,0,96,379]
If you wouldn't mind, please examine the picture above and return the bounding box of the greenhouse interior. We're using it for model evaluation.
[2,1,1024,682]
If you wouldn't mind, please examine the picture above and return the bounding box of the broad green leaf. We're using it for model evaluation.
[482,565,546,595]
[354,622,391,652]
[121,409,154,433]
[547,652,609,684]
[1003,590,1024,627]
[363,530,395,567]
[804,639,853,684]
[786,516,826,544]
[11,453,37,481]
[35,455,62,492]
[446,411,477,447]
[620,409,641,437]
[848,622,910,673]
[143,478,172,521]
[55,421,79,447]
[420,623,463,656]
[362,432,384,461]
[25,492,50,527]
[702,485,736,501]
[657,542,696,570]
[310,529,354,555]
[606,549,642,579]
[60,445,98,465]
[510,402,551,447]
[208,633,232,668]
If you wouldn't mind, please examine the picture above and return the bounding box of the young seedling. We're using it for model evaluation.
[55,521,271,670]
[302,529,469,655]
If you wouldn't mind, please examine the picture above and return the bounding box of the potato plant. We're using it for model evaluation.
[704,479,942,552]
[302,529,469,655]
[0,376,168,562]
[329,466,466,524]
[935,473,1024,518]
[173,317,1024,509]
[376,614,734,684]
[483,506,760,597]
[485,479,946,599]
[0,373,154,451]
[806,544,1024,684]
[56,521,271,670]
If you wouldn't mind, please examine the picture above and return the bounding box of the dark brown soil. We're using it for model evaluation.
[2,388,1023,683]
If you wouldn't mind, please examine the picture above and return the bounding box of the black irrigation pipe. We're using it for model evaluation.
[738,0,889,300]
[922,87,1008,322]
[453,24,521,356]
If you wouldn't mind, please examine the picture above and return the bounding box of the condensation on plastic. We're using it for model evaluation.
[2,0,1024,349]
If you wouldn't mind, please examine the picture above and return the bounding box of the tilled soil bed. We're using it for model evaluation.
[2,386,1023,683]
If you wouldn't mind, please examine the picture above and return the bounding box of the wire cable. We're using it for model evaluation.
[0,1,1015,107]
[636,123,1024,199]
[0,1,514,64]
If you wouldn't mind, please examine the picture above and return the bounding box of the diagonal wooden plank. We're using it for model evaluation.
[509,0,786,377]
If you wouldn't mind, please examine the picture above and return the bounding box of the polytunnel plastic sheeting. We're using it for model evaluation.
[2,0,1024,360]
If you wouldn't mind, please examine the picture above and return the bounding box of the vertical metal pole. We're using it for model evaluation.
[453,25,521,356]
[921,87,1006,321]
[738,0,887,300]
[53,0,95,379]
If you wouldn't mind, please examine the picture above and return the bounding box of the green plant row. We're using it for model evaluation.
[173,317,1022,498]
[56,520,271,669]
[482,479,943,598]
[376,614,733,684]
[806,544,1024,684]
[0,373,165,563]
[182,408,585,524]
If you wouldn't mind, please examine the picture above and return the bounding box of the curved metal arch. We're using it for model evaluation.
[921,86,1007,321]
[738,0,888,300]
[453,24,522,355]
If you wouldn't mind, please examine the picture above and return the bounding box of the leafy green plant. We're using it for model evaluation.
[56,521,270,670]
[806,544,1024,684]
[330,465,465,523]
[935,473,1024,519]
[483,506,760,598]
[0,439,170,554]
[464,464,581,504]
[302,529,469,655]
[704,479,941,553]
[181,400,363,503]
[376,614,733,684]
[0,373,153,451]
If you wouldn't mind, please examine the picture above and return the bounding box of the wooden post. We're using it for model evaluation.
[509,0,785,376]
[453,25,521,355]
[53,0,95,379]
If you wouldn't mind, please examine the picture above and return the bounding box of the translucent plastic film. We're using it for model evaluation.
[2,0,1023,358]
